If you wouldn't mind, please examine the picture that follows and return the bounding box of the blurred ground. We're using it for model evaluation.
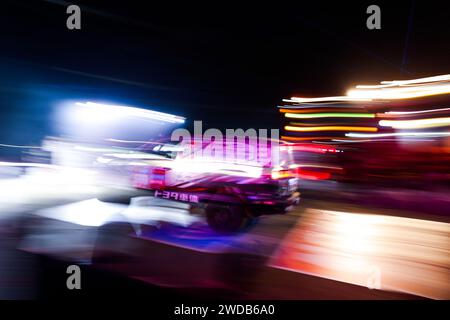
[0,173,449,300]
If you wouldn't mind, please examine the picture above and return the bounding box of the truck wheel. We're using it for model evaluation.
[206,204,249,233]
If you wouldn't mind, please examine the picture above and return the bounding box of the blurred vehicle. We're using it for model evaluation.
[130,140,301,232]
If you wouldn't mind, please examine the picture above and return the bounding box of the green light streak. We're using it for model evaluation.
[285,112,375,119]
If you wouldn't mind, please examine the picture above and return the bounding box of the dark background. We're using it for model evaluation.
[1,0,449,157]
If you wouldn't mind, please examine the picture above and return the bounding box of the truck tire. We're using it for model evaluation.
[206,203,249,233]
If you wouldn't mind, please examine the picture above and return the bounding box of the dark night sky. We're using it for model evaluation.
[1,0,450,154]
